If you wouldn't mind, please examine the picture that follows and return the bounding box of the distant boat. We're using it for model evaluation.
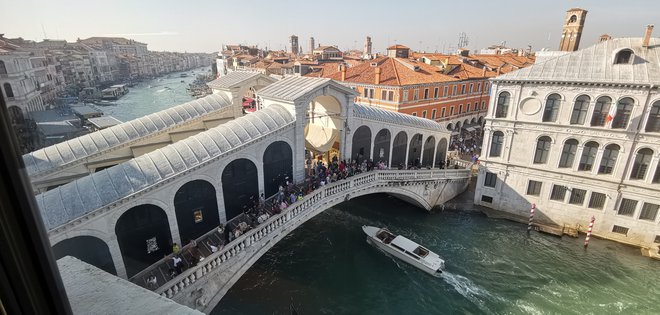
[180,73,188,77]
[93,100,115,106]
[362,225,445,276]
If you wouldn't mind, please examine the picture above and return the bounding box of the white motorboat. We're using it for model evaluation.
[362,225,445,276]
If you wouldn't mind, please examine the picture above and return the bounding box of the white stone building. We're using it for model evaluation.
[474,34,660,253]
[0,36,45,118]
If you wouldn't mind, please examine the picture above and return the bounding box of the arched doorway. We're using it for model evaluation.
[373,129,391,165]
[222,158,259,221]
[422,136,436,168]
[52,236,116,275]
[174,180,219,244]
[263,141,293,198]
[391,131,408,168]
[351,125,372,163]
[305,95,343,163]
[436,138,448,168]
[115,204,171,278]
[407,133,423,167]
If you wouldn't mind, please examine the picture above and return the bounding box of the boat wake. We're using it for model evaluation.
[441,271,498,312]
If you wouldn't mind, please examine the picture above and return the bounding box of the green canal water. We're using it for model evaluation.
[213,194,660,314]
[93,67,210,122]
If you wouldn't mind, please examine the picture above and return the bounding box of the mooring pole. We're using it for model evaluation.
[527,203,536,233]
[584,216,595,249]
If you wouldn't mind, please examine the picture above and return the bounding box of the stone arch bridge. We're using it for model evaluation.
[27,74,471,312]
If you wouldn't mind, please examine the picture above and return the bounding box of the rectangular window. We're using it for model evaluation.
[484,172,497,188]
[588,192,606,209]
[459,104,463,114]
[461,85,466,94]
[422,110,427,118]
[612,225,629,235]
[412,112,417,116]
[403,90,409,101]
[482,101,486,110]
[388,91,394,101]
[481,195,493,203]
[569,188,587,205]
[441,108,446,117]
[413,89,419,100]
[469,83,474,93]
[639,202,659,221]
[550,185,567,201]
[466,103,471,113]
[381,90,387,100]
[434,87,439,98]
[655,235,660,243]
[431,109,437,119]
[443,86,449,97]
[424,88,429,99]
[450,107,455,116]
[452,85,457,96]
[617,198,638,217]
[526,180,542,196]
[477,83,481,92]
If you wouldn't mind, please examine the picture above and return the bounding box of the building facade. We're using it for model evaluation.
[474,36,660,253]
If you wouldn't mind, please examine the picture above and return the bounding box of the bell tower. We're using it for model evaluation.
[559,8,587,52]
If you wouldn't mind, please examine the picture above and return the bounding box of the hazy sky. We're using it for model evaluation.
[1,0,658,53]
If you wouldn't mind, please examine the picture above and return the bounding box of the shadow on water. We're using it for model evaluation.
[213,194,660,315]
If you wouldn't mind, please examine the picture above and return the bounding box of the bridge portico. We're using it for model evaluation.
[35,76,469,306]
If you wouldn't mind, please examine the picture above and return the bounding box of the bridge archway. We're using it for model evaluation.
[422,136,436,168]
[263,141,293,198]
[407,133,423,167]
[391,131,408,168]
[222,158,259,221]
[351,125,372,163]
[436,138,448,167]
[373,129,391,166]
[174,180,220,244]
[116,204,171,278]
[52,235,116,275]
[305,95,343,161]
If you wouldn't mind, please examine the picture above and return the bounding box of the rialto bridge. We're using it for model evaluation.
[25,73,472,312]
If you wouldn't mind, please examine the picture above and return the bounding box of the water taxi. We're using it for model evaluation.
[362,225,445,276]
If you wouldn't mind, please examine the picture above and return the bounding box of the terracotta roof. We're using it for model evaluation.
[305,62,343,78]
[387,44,410,50]
[467,54,535,73]
[323,56,457,86]
[415,53,464,65]
[446,63,497,80]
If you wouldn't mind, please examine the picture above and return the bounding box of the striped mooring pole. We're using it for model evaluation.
[584,216,595,248]
[527,203,536,233]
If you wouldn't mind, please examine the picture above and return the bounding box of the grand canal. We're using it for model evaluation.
[213,194,660,314]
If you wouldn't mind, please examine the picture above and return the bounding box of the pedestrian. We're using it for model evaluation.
[172,242,180,255]
[172,255,183,274]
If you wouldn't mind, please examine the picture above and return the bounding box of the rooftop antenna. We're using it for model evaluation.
[41,22,48,40]
[457,32,469,49]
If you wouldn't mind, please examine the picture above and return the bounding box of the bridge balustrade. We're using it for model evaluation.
[155,168,470,299]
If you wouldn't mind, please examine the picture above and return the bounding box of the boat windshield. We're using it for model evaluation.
[376,230,395,244]
[413,246,429,258]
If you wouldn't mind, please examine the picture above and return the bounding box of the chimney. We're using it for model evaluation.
[496,67,501,75]
[643,24,654,48]
[482,66,487,77]
[340,64,346,81]
[375,67,381,85]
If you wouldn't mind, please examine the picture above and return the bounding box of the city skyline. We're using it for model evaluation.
[1,0,658,53]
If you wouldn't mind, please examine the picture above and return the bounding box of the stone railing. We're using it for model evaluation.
[156,169,471,299]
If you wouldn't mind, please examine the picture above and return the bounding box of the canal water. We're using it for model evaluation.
[92,67,211,122]
[213,194,660,314]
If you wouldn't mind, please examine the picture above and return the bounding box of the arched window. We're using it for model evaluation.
[495,92,510,118]
[542,94,561,122]
[533,136,552,164]
[3,83,14,98]
[490,131,504,157]
[569,15,577,23]
[570,95,590,125]
[578,141,599,171]
[0,60,6,74]
[598,144,620,174]
[591,96,612,126]
[614,49,633,64]
[558,139,578,168]
[611,97,634,129]
[645,101,660,132]
[630,148,653,180]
